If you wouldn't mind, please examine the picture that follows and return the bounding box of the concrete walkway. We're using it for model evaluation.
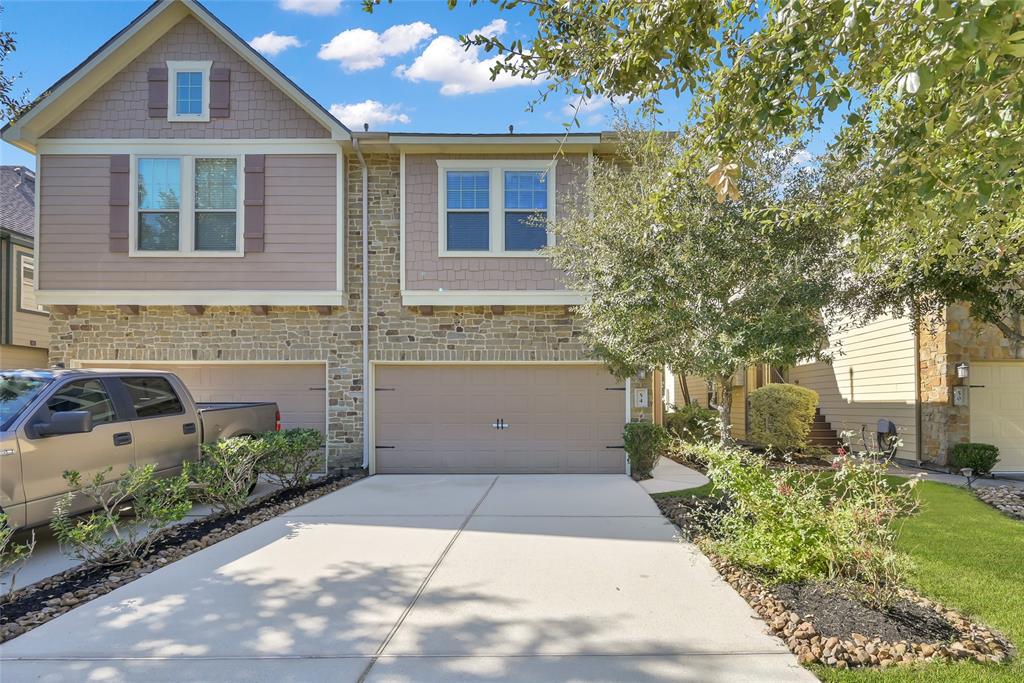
[639,457,710,495]
[0,475,813,682]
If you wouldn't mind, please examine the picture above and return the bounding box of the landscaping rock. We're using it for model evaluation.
[976,486,1024,521]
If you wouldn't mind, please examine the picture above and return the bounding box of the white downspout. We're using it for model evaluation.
[353,139,370,469]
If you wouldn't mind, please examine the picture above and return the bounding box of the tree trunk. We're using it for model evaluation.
[710,374,734,445]
[678,372,691,406]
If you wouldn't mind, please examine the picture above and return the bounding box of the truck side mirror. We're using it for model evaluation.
[34,411,93,437]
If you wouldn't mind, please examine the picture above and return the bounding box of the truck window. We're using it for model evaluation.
[121,376,184,418]
[46,379,117,425]
[0,372,54,430]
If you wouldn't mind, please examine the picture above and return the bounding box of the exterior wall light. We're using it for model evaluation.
[955,362,969,380]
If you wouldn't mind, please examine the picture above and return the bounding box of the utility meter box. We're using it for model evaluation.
[952,385,968,407]
[634,388,649,408]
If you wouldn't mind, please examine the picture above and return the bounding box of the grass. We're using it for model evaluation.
[658,479,1024,682]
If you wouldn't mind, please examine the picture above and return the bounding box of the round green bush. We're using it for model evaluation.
[623,422,670,478]
[950,442,1000,475]
[748,383,819,453]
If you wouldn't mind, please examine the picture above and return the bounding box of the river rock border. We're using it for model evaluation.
[656,497,1013,670]
[0,471,366,644]
[976,485,1024,521]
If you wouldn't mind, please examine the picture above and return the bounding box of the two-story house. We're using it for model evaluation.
[1,0,651,474]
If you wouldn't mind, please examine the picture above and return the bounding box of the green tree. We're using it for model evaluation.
[550,126,847,442]
[0,4,30,123]
[387,0,1023,345]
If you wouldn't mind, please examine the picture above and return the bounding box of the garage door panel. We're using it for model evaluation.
[970,363,1024,472]
[79,362,326,433]
[375,364,626,474]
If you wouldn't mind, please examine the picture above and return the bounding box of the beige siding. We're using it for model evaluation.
[404,154,585,291]
[790,315,918,460]
[38,154,338,291]
[12,245,49,349]
[0,344,49,369]
[43,16,327,139]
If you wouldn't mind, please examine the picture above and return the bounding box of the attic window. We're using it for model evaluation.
[167,61,211,122]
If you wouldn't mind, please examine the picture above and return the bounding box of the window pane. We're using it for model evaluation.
[175,71,203,115]
[138,158,181,210]
[195,158,237,210]
[504,171,547,210]
[122,376,184,418]
[138,213,180,251]
[504,211,548,251]
[446,171,489,209]
[46,379,116,425]
[446,212,489,251]
[195,212,237,251]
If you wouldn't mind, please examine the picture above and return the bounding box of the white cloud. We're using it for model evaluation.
[318,23,436,73]
[249,32,302,56]
[561,95,609,125]
[279,0,341,16]
[394,19,537,95]
[330,100,410,129]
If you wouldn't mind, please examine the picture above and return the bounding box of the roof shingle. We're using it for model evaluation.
[0,165,35,238]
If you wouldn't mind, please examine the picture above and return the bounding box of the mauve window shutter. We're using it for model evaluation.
[244,155,265,253]
[210,68,230,118]
[147,67,168,118]
[109,155,131,252]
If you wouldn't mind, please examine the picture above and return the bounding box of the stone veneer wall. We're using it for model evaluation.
[918,304,1019,464]
[48,153,651,468]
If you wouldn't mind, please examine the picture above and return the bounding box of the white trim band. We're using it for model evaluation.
[400,290,587,306]
[37,290,346,306]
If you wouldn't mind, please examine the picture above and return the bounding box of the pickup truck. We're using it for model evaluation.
[0,369,279,529]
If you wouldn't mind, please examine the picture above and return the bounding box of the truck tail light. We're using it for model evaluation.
[275,409,282,432]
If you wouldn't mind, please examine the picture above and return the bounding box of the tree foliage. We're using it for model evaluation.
[420,0,1024,346]
[0,4,30,123]
[550,125,847,441]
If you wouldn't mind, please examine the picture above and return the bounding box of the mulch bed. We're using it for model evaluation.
[0,469,365,643]
[656,493,1014,670]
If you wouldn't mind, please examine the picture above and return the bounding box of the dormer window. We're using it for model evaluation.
[167,61,211,122]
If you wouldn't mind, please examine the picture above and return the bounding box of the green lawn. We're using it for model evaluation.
[657,480,1024,682]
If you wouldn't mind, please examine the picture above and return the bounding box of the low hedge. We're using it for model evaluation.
[950,442,1000,476]
[665,403,718,443]
[623,422,670,478]
[748,383,819,453]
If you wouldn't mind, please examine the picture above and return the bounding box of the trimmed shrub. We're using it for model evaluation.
[665,404,717,443]
[51,465,191,566]
[186,436,268,514]
[261,428,326,488]
[950,442,1000,476]
[623,422,670,478]
[1,513,35,596]
[748,383,819,453]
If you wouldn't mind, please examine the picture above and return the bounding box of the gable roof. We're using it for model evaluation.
[0,166,35,239]
[1,0,348,151]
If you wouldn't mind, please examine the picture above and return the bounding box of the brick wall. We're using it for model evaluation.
[44,16,328,139]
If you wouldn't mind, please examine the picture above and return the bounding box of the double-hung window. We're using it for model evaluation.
[134,156,241,256]
[438,160,555,256]
[167,61,211,122]
[18,254,46,313]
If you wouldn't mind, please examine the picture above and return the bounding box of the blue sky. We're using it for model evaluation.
[2,0,683,170]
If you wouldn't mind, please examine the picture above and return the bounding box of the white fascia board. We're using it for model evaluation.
[400,290,588,306]
[37,290,346,306]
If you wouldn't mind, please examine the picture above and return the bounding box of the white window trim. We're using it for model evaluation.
[436,159,556,258]
[129,153,245,258]
[167,60,212,123]
[18,253,47,314]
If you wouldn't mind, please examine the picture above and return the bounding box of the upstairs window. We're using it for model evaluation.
[167,61,211,122]
[437,161,555,257]
[18,254,47,313]
[134,156,241,256]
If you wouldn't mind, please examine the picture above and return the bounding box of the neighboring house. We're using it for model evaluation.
[0,165,49,368]
[667,312,1024,474]
[0,0,652,474]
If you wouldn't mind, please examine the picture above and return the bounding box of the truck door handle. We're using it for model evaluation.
[182,422,197,435]
[113,432,133,446]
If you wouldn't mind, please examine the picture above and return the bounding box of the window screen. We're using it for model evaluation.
[121,376,184,418]
[194,158,238,251]
[446,170,489,251]
[503,171,548,251]
[46,380,117,425]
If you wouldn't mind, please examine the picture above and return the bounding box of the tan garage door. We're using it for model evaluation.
[79,362,326,433]
[374,364,626,474]
[970,362,1024,473]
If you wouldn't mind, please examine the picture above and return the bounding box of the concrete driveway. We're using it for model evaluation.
[0,475,813,682]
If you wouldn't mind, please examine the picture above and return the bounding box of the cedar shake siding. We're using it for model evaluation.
[43,16,328,140]
[38,154,338,290]
[404,154,586,291]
